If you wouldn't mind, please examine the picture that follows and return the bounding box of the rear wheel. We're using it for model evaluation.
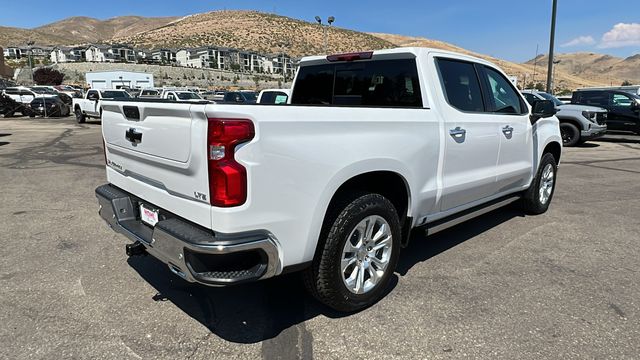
[560,122,580,147]
[303,193,401,312]
[75,107,85,123]
[522,153,557,215]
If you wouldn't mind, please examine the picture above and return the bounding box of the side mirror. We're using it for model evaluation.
[631,101,640,111]
[530,100,557,124]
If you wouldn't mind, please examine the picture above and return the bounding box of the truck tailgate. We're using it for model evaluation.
[101,100,211,227]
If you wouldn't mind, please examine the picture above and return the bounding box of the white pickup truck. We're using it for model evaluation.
[96,47,561,311]
[73,89,130,123]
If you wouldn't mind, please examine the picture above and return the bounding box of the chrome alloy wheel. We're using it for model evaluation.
[341,215,393,294]
[539,163,555,205]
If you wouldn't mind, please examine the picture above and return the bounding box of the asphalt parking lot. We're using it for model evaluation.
[1,116,639,359]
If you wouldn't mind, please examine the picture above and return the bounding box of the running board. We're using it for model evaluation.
[426,195,521,236]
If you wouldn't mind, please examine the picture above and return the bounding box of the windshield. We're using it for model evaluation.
[176,92,202,100]
[241,92,257,101]
[101,91,131,99]
[537,92,564,106]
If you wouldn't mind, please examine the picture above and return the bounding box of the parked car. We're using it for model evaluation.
[162,90,207,102]
[257,89,291,104]
[73,89,131,123]
[572,90,640,135]
[522,90,607,146]
[2,87,52,116]
[31,86,73,107]
[54,85,83,98]
[0,92,35,117]
[138,89,160,98]
[556,96,572,104]
[221,91,257,104]
[30,96,70,117]
[95,47,561,312]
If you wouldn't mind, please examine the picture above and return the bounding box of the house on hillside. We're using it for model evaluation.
[176,47,223,68]
[86,44,136,63]
[151,49,177,64]
[3,47,23,59]
[50,46,87,63]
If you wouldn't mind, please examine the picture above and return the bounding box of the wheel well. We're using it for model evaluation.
[558,117,583,131]
[544,142,562,164]
[327,171,410,222]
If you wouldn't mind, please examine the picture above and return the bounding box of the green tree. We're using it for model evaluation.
[534,82,545,91]
[621,80,633,86]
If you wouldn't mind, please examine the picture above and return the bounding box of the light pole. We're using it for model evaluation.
[552,59,561,94]
[545,0,558,93]
[315,16,335,53]
[27,40,35,84]
[279,41,290,83]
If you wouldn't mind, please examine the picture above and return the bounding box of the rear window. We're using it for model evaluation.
[102,91,130,99]
[291,58,423,108]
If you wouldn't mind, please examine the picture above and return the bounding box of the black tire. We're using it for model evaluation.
[522,153,557,215]
[303,193,401,312]
[560,122,580,147]
[75,107,85,124]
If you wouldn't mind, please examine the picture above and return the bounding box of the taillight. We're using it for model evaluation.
[326,51,373,62]
[207,118,255,207]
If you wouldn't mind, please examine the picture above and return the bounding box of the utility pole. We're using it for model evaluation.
[532,44,539,86]
[546,0,558,93]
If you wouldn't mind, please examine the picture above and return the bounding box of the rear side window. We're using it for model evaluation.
[291,59,422,108]
[436,59,484,112]
[575,92,609,107]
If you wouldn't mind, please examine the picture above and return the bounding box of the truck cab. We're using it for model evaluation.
[73,89,130,123]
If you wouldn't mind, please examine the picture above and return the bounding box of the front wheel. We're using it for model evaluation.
[303,193,401,312]
[522,153,557,215]
[560,122,580,147]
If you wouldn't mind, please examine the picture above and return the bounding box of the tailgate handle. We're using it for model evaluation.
[125,128,142,144]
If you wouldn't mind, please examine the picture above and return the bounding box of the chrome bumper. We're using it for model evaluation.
[95,184,281,285]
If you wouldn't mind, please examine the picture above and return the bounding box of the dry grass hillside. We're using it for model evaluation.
[0,26,72,47]
[115,11,394,57]
[371,32,607,90]
[35,16,179,44]
[525,53,640,86]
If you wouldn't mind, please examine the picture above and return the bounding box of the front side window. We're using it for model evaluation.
[436,58,484,112]
[612,94,632,107]
[102,91,130,99]
[292,59,422,108]
[484,67,524,114]
[87,91,98,100]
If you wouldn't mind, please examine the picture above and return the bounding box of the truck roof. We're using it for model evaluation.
[299,47,499,69]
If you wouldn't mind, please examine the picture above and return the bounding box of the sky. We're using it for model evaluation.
[0,0,638,62]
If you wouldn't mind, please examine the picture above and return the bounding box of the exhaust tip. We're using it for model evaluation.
[126,242,147,257]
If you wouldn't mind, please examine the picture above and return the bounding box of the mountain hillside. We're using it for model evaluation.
[0,26,73,47]
[371,33,607,89]
[525,53,640,86]
[34,16,179,44]
[115,11,394,57]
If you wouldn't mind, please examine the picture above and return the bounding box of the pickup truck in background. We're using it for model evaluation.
[73,89,131,123]
[160,90,207,102]
[96,47,561,311]
[522,89,607,146]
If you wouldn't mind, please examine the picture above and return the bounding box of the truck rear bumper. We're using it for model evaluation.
[95,184,281,285]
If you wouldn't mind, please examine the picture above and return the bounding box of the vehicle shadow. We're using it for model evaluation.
[0,141,9,147]
[127,206,521,343]
[127,255,359,343]
[396,206,523,275]
[596,135,640,144]
[577,142,600,148]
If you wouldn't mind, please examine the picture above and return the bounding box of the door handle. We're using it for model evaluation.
[449,127,466,138]
[502,125,514,135]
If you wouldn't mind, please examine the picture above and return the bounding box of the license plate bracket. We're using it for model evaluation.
[139,203,159,227]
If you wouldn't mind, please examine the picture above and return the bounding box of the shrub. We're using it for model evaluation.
[33,67,64,85]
